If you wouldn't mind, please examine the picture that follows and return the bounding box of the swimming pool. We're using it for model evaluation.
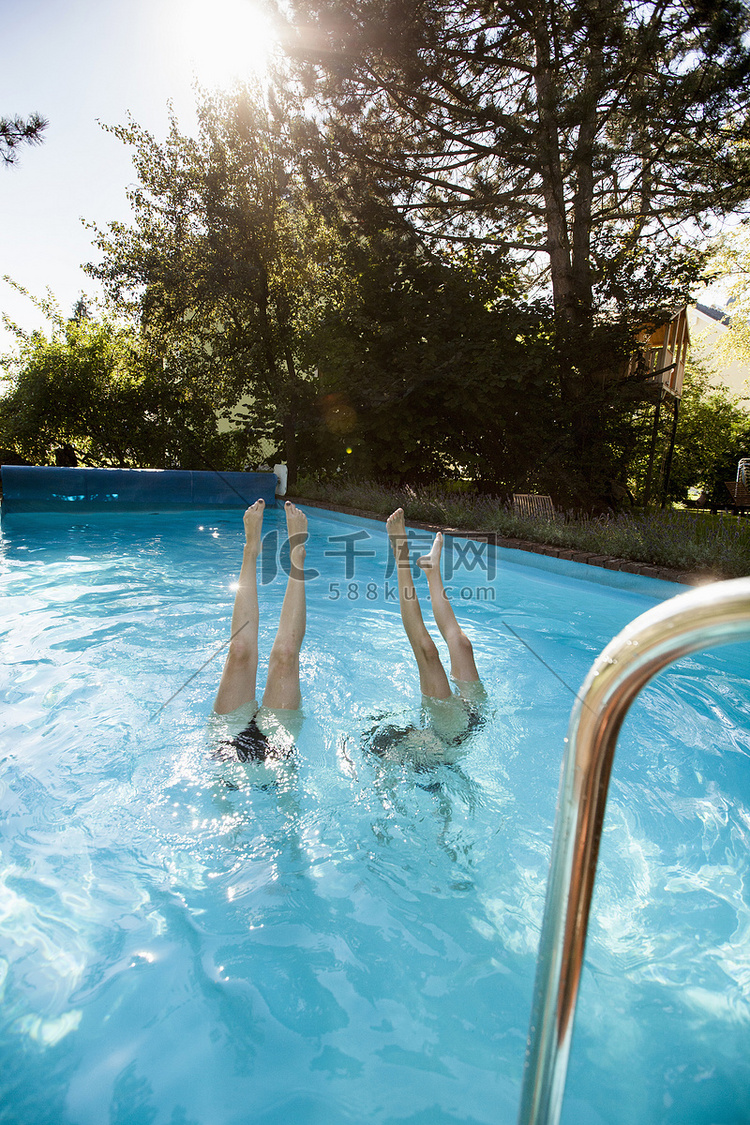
[2,505,749,1125]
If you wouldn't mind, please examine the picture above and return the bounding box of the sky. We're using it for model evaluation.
[0,0,274,351]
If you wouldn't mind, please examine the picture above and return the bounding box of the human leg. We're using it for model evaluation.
[386,508,452,700]
[261,502,308,710]
[214,500,264,714]
[417,531,481,683]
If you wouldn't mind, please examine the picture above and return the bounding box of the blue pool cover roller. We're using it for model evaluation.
[0,466,279,513]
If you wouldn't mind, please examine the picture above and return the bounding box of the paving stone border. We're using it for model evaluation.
[289,496,718,587]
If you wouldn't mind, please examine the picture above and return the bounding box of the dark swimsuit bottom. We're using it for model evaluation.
[454,703,484,745]
[364,701,485,758]
[215,716,293,763]
[219,700,485,765]
[230,718,271,761]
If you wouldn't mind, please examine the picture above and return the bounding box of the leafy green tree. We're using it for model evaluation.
[312,236,563,491]
[0,313,229,469]
[710,220,750,366]
[87,83,352,486]
[650,361,750,505]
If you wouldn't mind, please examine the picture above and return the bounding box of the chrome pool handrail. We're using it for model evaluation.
[517,576,750,1125]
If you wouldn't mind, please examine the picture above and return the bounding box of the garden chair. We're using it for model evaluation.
[723,481,750,513]
[512,493,556,520]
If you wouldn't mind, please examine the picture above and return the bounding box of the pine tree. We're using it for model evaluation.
[286,0,750,338]
[282,0,750,501]
[0,113,47,165]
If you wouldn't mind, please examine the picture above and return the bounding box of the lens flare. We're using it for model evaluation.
[177,0,274,86]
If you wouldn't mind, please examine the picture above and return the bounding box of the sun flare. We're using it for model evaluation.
[178,0,275,87]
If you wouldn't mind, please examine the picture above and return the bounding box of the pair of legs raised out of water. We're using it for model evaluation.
[213,501,481,718]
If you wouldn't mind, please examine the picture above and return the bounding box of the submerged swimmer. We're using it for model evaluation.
[213,499,307,762]
[364,509,486,762]
[212,501,481,766]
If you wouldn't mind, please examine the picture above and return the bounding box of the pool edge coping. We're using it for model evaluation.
[289,496,717,588]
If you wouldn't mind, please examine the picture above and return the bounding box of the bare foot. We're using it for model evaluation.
[242,499,265,555]
[386,508,410,566]
[417,531,443,573]
[285,500,308,565]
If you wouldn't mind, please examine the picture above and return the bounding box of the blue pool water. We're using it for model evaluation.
[2,505,750,1125]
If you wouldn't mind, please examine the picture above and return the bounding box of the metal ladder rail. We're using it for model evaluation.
[517,576,750,1125]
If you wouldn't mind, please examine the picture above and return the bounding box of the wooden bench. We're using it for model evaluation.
[513,493,556,520]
